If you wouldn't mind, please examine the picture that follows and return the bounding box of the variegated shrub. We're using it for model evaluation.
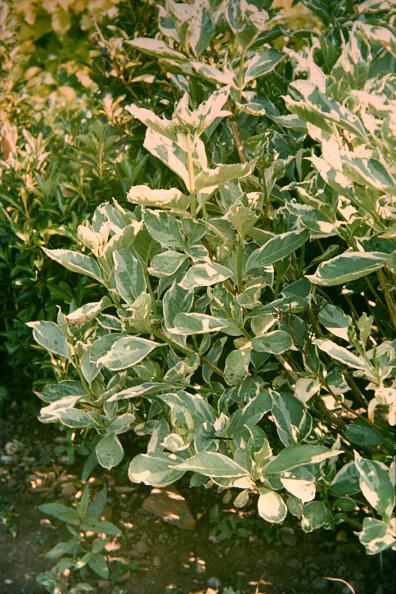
[30,0,395,556]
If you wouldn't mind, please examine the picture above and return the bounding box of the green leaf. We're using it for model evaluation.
[280,467,316,503]
[86,487,107,520]
[247,229,309,271]
[96,434,124,470]
[301,501,333,532]
[238,387,272,425]
[224,348,251,386]
[310,155,353,198]
[126,104,177,140]
[40,380,85,404]
[163,281,194,332]
[358,517,396,555]
[39,396,81,424]
[343,156,396,193]
[83,518,121,536]
[39,503,79,525]
[257,489,287,524]
[127,185,188,210]
[294,377,320,404]
[355,453,395,520]
[27,321,71,358]
[107,382,168,402]
[113,248,146,304]
[163,433,186,453]
[345,421,382,448]
[252,331,292,355]
[191,60,234,85]
[179,262,233,290]
[144,210,185,248]
[42,248,102,282]
[330,462,360,496]
[66,297,111,325]
[357,22,396,58]
[307,251,389,286]
[189,4,214,56]
[143,129,192,190]
[285,80,367,138]
[319,304,351,341]
[97,336,160,371]
[175,452,249,478]
[226,0,268,48]
[245,49,284,84]
[193,86,231,134]
[90,333,122,363]
[271,392,312,446]
[107,413,136,435]
[263,444,342,474]
[315,339,368,371]
[287,494,303,518]
[227,0,244,32]
[387,250,396,274]
[149,251,187,278]
[128,452,185,487]
[159,391,215,425]
[45,539,78,559]
[171,313,230,335]
[195,162,255,191]
[88,555,108,579]
[58,409,96,429]
[128,37,187,61]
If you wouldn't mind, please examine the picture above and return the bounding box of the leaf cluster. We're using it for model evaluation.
[14,0,396,559]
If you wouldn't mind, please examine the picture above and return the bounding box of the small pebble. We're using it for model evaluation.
[5,441,20,455]
[207,576,222,589]
[132,540,149,557]
[61,482,76,497]
[336,530,348,542]
[153,555,161,567]
[195,558,206,574]
[162,585,178,593]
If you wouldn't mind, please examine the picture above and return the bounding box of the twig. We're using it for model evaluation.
[227,100,247,163]
[377,269,396,330]
[153,329,225,380]
[324,577,356,594]
[275,354,299,381]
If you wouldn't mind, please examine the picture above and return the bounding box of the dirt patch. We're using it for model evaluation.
[0,406,395,594]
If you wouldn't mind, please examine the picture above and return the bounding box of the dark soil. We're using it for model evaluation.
[0,398,395,594]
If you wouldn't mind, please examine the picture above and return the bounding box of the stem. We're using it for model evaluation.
[259,164,271,230]
[377,269,396,330]
[152,329,225,380]
[344,517,362,531]
[274,265,282,298]
[237,48,247,104]
[314,400,347,431]
[185,133,197,216]
[365,276,384,307]
[235,238,244,293]
[275,354,299,381]
[344,294,360,322]
[227,98,247,163]
[344,372,367,407]
[202,238,237,295]
[230,116,247,163]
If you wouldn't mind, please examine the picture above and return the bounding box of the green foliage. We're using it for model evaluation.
[37,484,120,593]
[15,0,396,564]
[0,0,159,375]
